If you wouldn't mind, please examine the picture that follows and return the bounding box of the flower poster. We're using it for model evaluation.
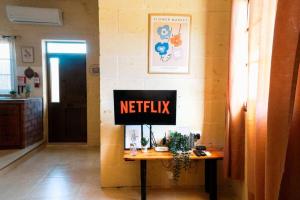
[148,14,191,73]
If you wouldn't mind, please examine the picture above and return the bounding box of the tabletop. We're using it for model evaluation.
[124,148,224,161]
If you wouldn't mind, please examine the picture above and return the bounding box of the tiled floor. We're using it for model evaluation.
[0,141,44,170]
[0,146,235,200]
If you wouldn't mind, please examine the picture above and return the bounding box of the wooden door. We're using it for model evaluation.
[47,52,87,143]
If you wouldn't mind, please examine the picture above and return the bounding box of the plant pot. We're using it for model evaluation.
[141,146,148,153]
[25,93,31,98]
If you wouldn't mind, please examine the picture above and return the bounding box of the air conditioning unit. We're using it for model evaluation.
[6,5,63,26]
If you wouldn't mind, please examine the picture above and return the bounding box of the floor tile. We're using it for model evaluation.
[0,146,236,200]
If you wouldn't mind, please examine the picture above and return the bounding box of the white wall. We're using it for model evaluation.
[0,0,100,146]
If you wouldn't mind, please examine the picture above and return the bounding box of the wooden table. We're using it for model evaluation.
[124,149,224,200]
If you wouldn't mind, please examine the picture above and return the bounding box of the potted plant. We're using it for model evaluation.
[167,131,191,182]
[9,90,17,98]
[141,137,149,153]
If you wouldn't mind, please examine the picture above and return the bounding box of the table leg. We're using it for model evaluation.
[205,160,210,193]
[140,160,147,200]
[205,159,217,200]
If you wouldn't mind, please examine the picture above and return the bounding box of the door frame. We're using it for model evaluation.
[42,39,87,144]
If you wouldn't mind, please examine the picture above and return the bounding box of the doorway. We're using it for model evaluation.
[46,41,87,143]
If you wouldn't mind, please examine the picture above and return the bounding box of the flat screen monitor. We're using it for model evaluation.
[113,90,177,125]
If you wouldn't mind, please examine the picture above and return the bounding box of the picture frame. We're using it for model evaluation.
[148,14,191,74]
[124,125,151,150]
[21,46,34,63]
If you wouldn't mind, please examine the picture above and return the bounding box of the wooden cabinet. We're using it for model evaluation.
[0,104,20,147]
[0,98,43,149]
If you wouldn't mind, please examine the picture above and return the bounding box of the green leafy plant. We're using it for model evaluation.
[10,90,16,95]
[167,131,191,182]
[10,90,17,98]
[141,137,149,147]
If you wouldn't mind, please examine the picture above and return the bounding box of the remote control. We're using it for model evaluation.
[193,150,207,156]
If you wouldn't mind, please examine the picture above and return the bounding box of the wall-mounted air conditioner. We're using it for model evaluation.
[6,5,63,26]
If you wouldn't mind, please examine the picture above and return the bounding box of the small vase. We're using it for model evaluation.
[142,146,148,153]
[130,143,137,156]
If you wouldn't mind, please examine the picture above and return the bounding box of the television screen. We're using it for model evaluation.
[113,90,177,125]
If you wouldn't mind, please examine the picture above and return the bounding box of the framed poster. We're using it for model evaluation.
[21,46,34,63]
[148,14,191,74]
[124,125,151,149]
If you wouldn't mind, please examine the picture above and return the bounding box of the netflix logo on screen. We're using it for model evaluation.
[120,100,170,114]
[113,90,176,125]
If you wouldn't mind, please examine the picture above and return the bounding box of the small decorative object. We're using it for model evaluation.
[24,67,35,79]
[17,76,26,86]
[125,126,142,150]
[33,72,40,88]
[21,47,34,63]
[9,90,17,98]
[17,76,26,95]
[193,133,201,147]
[162,133,167,146]
[124,125,151,150]
[167,131,191,182]
[141,137,149,153]
[148,14,191,74]
[154,132,169,152]
[130,143,137,156]
[129,129,138,156]
[154,146,169,152]
[89,64,100,76]
[25,84,32,98]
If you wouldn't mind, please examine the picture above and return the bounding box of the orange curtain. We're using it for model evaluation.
[279,61,300,199]
[225,1,300,198]
[265,1,300,199]
[224,0,248,180]
[247,0,278,198]
[246,0,300,199]
[246,0,277,200]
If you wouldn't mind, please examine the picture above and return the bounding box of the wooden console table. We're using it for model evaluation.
[124,149,224,200]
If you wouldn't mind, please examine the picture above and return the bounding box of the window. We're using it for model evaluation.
[0,37,16,94]
[49,57,60,103]
[47,42,87,54]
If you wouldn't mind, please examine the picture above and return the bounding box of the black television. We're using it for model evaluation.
[113,90,177,125]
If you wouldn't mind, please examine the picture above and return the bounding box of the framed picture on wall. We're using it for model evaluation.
[21,46,34,63]
[124,125,151,149]
[148,14,191,74]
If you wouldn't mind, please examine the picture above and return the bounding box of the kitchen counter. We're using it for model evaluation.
[0,97,43,149]
[0,97,42,101]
